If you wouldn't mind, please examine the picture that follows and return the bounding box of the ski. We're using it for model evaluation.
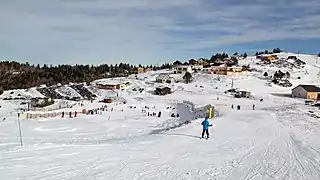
[200,137,209,140]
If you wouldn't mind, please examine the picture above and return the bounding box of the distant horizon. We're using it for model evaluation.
[1,0,320,66]
[1,49,319,67]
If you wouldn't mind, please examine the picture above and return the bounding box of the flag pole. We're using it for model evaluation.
[17,113,23,147]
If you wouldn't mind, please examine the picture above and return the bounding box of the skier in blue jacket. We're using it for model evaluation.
[201,116,212,139]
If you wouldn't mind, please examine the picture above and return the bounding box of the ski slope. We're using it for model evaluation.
[55,86,83,99]
[1,53,320,179]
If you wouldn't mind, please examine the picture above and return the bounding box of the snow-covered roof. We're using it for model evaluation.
[227,67,241,70]
[287,59,295,64]
[238,89,250,92]
[156,85,171,89]
[191,65,203,68]
[156,73,173,80]
[95,79,128,86]
[175,65,189,68]
[293,85,320,92]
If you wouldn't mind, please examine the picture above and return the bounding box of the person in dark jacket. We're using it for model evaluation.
[201,117,212,139]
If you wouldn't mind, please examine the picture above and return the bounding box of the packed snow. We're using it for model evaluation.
[1,53,320,179]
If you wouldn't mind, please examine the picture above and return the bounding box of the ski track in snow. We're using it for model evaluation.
[4,107,319,180]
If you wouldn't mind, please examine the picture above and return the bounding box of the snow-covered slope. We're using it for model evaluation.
[0,88,45,100]
[55,86,83,99]
[239,52,320,87]
[1,52,320,179]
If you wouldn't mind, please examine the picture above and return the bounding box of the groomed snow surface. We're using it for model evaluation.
[2,53,320,179]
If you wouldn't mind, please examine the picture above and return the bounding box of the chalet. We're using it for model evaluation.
[173,65,188,74]
[95,79,128,90]
[145,68,153,72]
[155,86,171,95]
[99,98,112,103]
[287,56,298,60]
[191,65,203,72]
[133,67,145,74]
[210,64,228,75]
[225,88,251,98]
[188,59,197,65]
[197,58,209,66]
[238,90,251,98]
[201,65,244,76]
[156,73,175,83]
[261,55,278,61]
[173,60,183,66]
[227,67,243,76]
[96,83,121,90]
[201,68,210,73]
[292,85,320,100]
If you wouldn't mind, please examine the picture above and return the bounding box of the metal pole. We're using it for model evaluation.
[231,78,234,89]
[17,113,23,147]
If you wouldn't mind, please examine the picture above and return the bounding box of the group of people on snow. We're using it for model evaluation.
[231,104,256,110]
[141,105,165,118]
[61,111,78,118]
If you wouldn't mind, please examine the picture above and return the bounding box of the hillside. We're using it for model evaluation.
[1,52,320,179]
[0,62,171,91]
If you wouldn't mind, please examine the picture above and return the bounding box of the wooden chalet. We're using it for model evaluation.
[155,86,171,95]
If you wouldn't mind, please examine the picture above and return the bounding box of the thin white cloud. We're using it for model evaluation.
[0,0,319,65]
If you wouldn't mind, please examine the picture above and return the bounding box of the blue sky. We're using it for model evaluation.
[0,0,320,65]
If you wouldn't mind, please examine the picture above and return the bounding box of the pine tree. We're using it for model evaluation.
[183,72,192,84]
[231,56,238,65]
[263,72,268,78]
[272,48,282,53]
[285,71,290,79]
[273,71,279,79]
